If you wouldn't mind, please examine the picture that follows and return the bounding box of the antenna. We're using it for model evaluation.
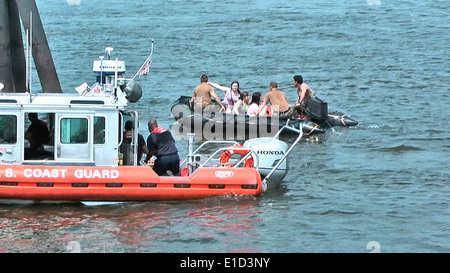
[26,11,33,94]
[99,55,104,84]
[114,58,118,98]
[26,28,29,91]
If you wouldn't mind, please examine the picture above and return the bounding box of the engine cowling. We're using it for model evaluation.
[244,137,288,190]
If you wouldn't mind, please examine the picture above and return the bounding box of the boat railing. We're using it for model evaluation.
[198,146,259,170]
[180,139,260,174]
[180,121,303,192]
[192,140,239,155]
[179,140,237,168]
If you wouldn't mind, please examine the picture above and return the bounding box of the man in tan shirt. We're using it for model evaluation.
[190,74,225,111]
[257,82,293,117]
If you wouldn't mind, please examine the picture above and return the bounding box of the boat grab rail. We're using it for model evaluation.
[181,143,260,173]
[179,140,239,168]
[180,121,302,192]
[193,140,239,155]
[198,147,259,171]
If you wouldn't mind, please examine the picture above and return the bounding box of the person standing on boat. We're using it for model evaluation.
[145,119,180,176]
[257,82,293,118]
[190,74,225,112]
[293,75,315,117]
[123,120,149,164]
[25,113,50,158]
[208,81,241,114]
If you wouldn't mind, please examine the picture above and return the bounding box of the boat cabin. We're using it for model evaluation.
[0,91,141,167]
[0,46,148,167]
[0,91,139,166]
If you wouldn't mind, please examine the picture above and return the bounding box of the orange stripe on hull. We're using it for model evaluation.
[0,165,262,201]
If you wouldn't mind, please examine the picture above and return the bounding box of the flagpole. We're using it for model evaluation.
[131,40,154,81]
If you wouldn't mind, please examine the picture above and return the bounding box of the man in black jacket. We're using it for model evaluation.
[145,119,180,176]
[25,113,50,159]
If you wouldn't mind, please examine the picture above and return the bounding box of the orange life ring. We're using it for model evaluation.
[220,144,254,168]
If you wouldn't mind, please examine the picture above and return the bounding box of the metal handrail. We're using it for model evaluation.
[180,121,303,193]
[198,147,259,172]
[179,139,239,167]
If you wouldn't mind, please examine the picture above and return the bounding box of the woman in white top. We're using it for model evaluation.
[246,92,266,117]
[208,81,241,114]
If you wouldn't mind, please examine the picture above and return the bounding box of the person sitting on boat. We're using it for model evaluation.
[190,74,225,112]
[233,91,251,115]
[246,92,266,117]
[123,120,149,163]
[208,81,241,114]
[145,119,180,176]
[257,82,293,118]
[25,113,50,158]
[293,75,315,118]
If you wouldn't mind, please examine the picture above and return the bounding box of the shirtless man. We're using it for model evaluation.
[257,82,292,117]
[190,74,225,111]
[294,75,315,107]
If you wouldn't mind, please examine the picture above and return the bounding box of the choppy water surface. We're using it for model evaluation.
[0,0,448,253]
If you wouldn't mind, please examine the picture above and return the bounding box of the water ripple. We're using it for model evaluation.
[1,0,445,253]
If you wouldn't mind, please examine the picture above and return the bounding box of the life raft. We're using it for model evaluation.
[220,144,254,168]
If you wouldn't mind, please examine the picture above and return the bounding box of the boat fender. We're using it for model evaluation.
[220,144,254,168]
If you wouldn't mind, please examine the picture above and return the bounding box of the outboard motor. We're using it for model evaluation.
[305,97,328,121]
[244,137,288,190]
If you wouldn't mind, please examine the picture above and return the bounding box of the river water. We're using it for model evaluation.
[0,0,448,253]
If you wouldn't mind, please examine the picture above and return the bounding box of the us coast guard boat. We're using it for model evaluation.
[0,46,300,204]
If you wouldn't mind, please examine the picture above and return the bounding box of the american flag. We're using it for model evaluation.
[138,60,151,77]
[132,40,154,80]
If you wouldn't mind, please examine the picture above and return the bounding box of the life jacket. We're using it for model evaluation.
[123,130,133,142]
[152,126,168,134]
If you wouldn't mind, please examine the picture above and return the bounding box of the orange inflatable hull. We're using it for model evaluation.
[0,165,262,201]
